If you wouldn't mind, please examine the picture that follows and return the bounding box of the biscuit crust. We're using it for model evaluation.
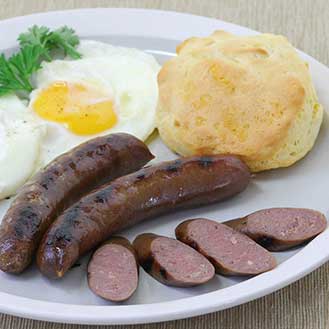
[157,31,323,172]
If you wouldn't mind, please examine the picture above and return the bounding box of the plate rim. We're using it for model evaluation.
[0,7,329,325]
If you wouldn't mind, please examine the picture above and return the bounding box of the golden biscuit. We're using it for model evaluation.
[156,31,323,172]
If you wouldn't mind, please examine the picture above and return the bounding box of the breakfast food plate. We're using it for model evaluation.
[0,7,329,325]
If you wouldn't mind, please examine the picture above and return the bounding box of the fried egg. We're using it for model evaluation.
[29,40,160,164]
[0,95,45,199]
[0,41,160,200]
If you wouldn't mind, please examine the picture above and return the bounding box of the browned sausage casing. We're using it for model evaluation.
[225,208,327,251]
[37,155,250,279]
[88,237,139,302]
[176,218,276,276]
[0,133,153,273]
[133,233,215,287]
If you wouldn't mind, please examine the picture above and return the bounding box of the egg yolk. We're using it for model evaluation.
[33,82,117,135]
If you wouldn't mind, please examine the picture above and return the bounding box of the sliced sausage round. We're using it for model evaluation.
[37,154,250,279]
[225,208,327,251]
[133,233,215,287]
[0,133,153,274]
[176,218,276,276]
[88,237,139,302]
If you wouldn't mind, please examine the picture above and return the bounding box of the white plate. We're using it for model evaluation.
[0,7,329,325]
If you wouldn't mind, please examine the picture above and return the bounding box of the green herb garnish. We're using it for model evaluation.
[0,25,81,97]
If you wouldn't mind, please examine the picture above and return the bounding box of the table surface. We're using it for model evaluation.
[0,0,328,328]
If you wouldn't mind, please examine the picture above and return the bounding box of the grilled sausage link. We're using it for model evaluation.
[0,133,153,273]
[37,155,250,279]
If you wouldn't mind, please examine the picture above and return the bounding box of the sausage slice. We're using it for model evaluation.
[225,208,327,251]
[0,133,153,274]
[133,233,215,287]
[176,218,276,276]
[88,237,139,302]
[37,155,250,279]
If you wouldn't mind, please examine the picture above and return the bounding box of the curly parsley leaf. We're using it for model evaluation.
[18,26,52,61]
[0,54,25,96]
[48,26,81,59]
[18,25,51,47]
[0,25,81,96]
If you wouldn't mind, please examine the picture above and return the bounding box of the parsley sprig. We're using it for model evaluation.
[0,26,81,97]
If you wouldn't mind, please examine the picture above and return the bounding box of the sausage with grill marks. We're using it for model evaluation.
[37,154,251,279]
[0,133,153,274]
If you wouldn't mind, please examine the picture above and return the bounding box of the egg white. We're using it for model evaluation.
[0,95,45,199]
